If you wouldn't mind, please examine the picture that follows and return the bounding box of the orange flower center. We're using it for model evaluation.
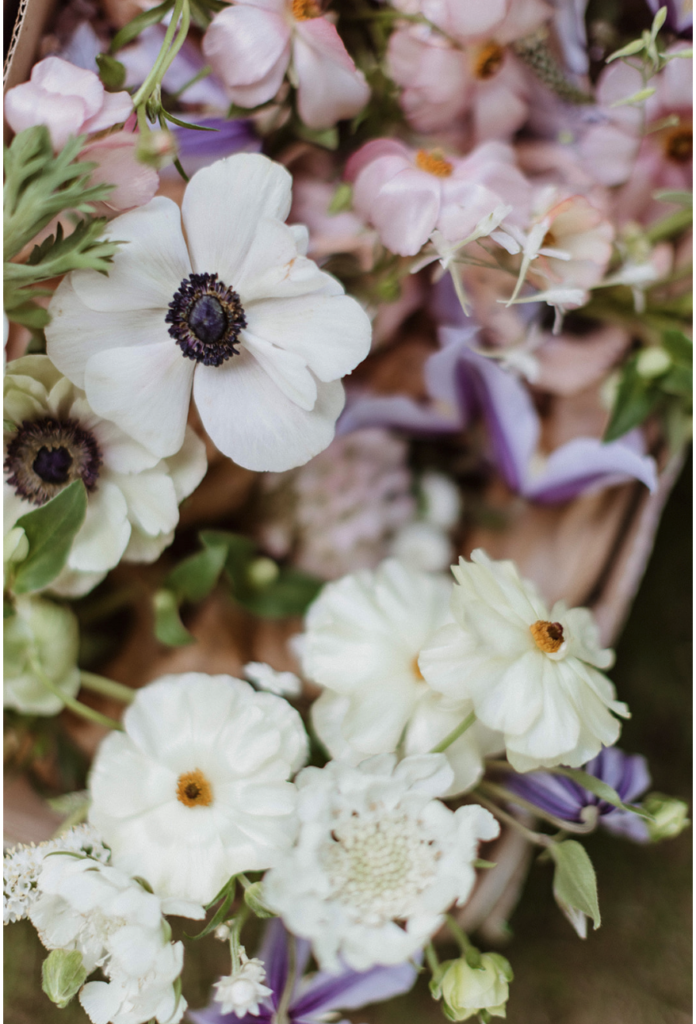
[415,149,453,177]
[176,769,214,808]
[663,125,693,164]
[472,42,506,81]
[530,620,565,654]
[292,0,322,19]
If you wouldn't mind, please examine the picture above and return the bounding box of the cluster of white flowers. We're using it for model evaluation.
[212,951,271,1017]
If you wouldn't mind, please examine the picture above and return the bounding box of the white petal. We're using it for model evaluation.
[68,481,131,572]
[235,217,337,302]
[70,197,190,311]
[84,344,194,458]
[163,426,208,502]
[243,331,317,410]
[193,352,344,471]
[122,524,174,563]
[46,277,173,388]
[182,154,293,286]
[114,468,179,536]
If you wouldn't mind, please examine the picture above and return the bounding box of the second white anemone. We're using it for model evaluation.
[88,672,308,904]
[46,153,372,472]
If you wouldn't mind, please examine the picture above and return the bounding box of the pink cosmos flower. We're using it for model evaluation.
[4,56,132,151]
[346,139,529,257]
[202,0,370,129]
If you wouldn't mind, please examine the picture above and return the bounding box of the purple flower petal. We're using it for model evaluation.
[337,392,461,436]
[293,959,419,1018]
[523,435,657,504]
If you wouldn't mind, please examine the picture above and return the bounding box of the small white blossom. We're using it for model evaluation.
[263,754,499,972]
[3,824,108,924]
[419,549,630,772]
[243,662,302,698]
[89,673,308,904]
[213,951,272,1017]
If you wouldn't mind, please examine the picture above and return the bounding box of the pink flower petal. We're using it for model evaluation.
[293,19,370,129]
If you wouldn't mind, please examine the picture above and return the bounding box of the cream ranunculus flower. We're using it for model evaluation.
[418,549,629,772]
[88,673,309,904]
[300,558,502,795]
[4,594,80,715]
[4,356,206,597]
[263,754,499,972]
[46,154,372,471]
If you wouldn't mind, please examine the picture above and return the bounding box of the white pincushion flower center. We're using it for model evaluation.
[321,811,439,920]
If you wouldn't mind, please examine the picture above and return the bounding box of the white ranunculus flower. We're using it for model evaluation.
[4,594,80,715]
[213,951,272,1017]
[88,673,309,904]
[29,852,203,1024]
[46,154,372,471]
[4,356,206,597]
[419,549,629,772]
[243,661,302,697]
[301,559,502,795]
[263,754,499,972]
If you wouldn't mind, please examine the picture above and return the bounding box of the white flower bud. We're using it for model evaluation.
[440,952,513,1021]
[4,595,80,715]
[643,793,690,841]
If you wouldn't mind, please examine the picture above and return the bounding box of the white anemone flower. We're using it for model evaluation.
[88,673,309,904]
[29,853,203,1024]
[46,154,372,471]
[4,356,206,597]
[418,549,630,772]
[301,559,502,795]
[263,754,499,972]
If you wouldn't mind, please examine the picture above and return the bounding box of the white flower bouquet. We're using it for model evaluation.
[3,0,691,1021]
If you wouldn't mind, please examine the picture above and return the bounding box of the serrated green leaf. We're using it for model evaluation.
[12,481,87,594]
[96,54,127,91]
[604,357,662,441]
[110,0,175,51]
[553,768,652,820]
[5,217,121,289]
[153,589,195,646]
[550,840,601,934]
[3,300,51,330]
[165,542,227,603]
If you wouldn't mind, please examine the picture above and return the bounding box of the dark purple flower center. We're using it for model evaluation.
[4,416,102,507]
[166,272,247,367]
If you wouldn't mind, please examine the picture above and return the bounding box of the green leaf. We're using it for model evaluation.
[161,110,219,131]
[96,53,127,91]
[5,217,121,290]
[3,300,51,330]
[549,840,601,935]
[604,356,662,441]
[660,363,692,397]
[653,189,693,208]
[165,542,227,603]
[606,38,646,63]
[234,567,323,619]
[110,0,175,52]
[187,876,237,939]
[662,329,693,366]
[295,123,339,150]
[328,182,353,215]
[13,481,87,594]
[153,589,195,646]
[553,768,652,820]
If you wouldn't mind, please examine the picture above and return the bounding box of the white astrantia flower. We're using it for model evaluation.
[301,559,502,795]
[4,594,80,715]
[263,754,499,972]
[213,950,272,1017]
[88,673,309,904]
[418,549,629,772]
[243,661,302,698]
[4,356,207,597]
[3,824,109,924]
[29,853,204,1024]
[46,154,372,471]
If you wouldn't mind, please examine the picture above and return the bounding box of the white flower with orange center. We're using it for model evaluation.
[46,154,371,472]
[88,673,308,904]
[418,549,630,772]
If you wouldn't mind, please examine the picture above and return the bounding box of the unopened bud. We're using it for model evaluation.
[244,881,277,919]
[636,347,671,378]
[136,129,177,170]
[247,557,279,588]
[214,923,231,941]
[42,948,87,1008]
[643,792,690,841]
[437,952,513,1022]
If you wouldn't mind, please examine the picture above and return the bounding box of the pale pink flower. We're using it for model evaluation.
[203,0,370,129]
[4,56,132,150]
[80,131,159,212]
[346,139,529,257]
[289,178,377,270]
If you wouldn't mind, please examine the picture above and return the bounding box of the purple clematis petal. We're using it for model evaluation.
[293,958,419,1018]
[171,118,261,178]
[523,433,658,503]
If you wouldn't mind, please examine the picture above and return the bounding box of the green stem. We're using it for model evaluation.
[79,672,136,704]
[645,208,693,243]
[473,789,553,848]
[425,942,440,974]
[229,903,250,971]
[30,658,123,731]
[275,933,296,1024]
[430,711,476,754]
[132,0,186,109]
[156,0,191,84]
[445,914,473,955]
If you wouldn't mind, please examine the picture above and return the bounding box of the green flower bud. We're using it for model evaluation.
[643,792,690,841]
[636,347,671,378]
[4,595,80,715]
[136,129,177,170]
[440,953,513,1021]
[247,557,280,588]
[243,881,277,919]
[41,948,87,1008]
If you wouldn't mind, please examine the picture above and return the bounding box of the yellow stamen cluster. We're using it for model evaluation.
[176,769,214,807]
[415,149,454,178]
[292,0,322,19]
[472,42,506,81]
[663,125,693,164]
[530,620,564,654]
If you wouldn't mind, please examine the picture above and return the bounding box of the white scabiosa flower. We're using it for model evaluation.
[301,558,502,795]
[263,754,499,972]
[29,853,203,1024]
[4,594,80,715]
[46,154,372,471]
[419,549,629,772]
[4,356,206,597]
[3,824,108,924]
[88,673,309,904]
[213,951,272,1017]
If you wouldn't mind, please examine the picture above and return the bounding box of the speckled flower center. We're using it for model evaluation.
[664,125,692,164]
[176,769,214,807]
[473,42,506,80]
[4,416,102,507]
[292,0,321,19]
[415,149,453,177]
[321,810,439,920]
[530,619,564,654]
[166,272,247,367]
